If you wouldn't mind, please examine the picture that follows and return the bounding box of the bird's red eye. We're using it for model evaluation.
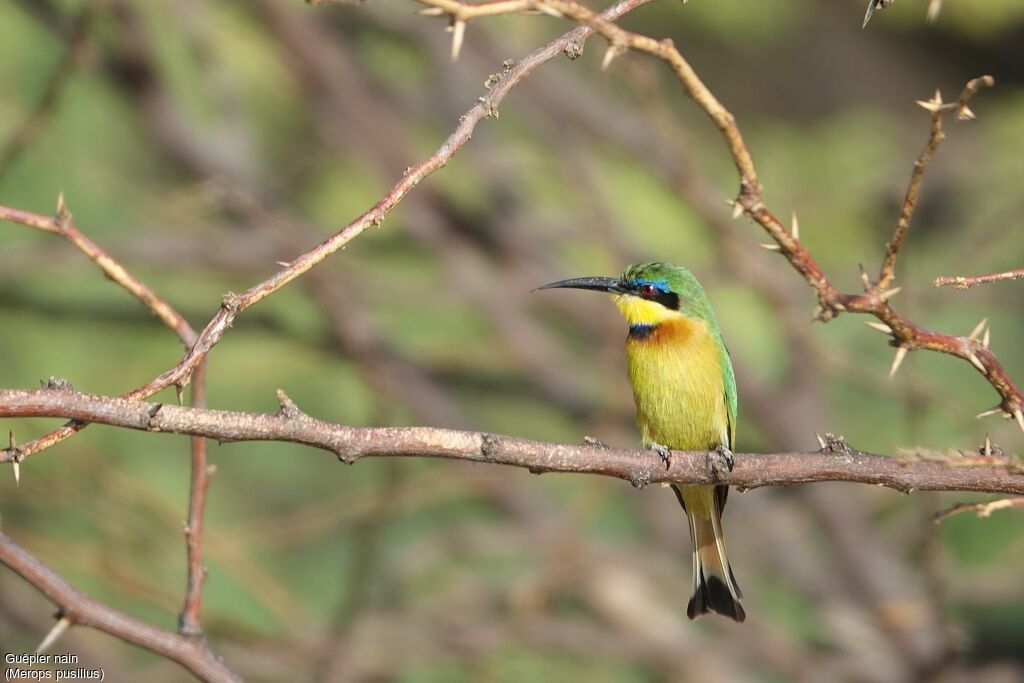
[638,284,658,298]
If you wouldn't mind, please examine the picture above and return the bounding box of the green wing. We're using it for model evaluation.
[721,340,738,450]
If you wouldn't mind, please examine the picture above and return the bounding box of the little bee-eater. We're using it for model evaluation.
[540,262,745,622]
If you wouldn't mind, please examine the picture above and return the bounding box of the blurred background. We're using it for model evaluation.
[1,0,1023,681]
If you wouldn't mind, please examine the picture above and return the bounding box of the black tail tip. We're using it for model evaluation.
[687,575,746,623]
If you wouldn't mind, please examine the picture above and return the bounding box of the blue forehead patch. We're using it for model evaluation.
[629,278,670,292]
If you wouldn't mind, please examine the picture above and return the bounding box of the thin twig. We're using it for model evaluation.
[2,388,1023,495]
[0,202,196,344]
[878,76,995,290]
[933,496,1024,524]
[934,268,1024,290]
[180,361,211,638]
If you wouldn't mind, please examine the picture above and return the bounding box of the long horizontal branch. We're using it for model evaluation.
[2,388,1022,494]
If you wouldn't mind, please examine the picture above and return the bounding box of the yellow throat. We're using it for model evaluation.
[613,293,686,326]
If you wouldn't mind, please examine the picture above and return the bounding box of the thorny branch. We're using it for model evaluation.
[411,0,564,59]
[3,388,1024,495]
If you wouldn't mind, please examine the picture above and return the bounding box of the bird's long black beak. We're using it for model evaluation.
[535,276,625,293]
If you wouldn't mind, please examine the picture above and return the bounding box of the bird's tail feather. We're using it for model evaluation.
[675,484,745,622]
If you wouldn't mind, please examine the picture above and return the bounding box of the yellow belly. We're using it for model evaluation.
[627,318,729,452]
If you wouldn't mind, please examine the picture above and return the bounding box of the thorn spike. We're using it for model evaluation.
[731,201,744,220]
[983,326,991,349]
[759,243,781,251]
[864,320,893,334]
[862,0,876,28]
[957,105,976,122]
[889,346,908,378]
[450,20,466,61]
[1015,409,1024,434]
[12,460,20,486]
[36,616,72,654]
[816,433,827,449]
[601,44,622,71]
[878,286,902,302]
[916,92,945,113]
[968,318,988,340]
[55,192,72,226]
[966,352,986,373]
[859,265,872,290]
[976,407,1002,420]
[790,212,800,240]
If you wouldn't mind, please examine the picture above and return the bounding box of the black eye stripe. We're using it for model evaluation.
[631,283,680,311]
[653,291,680,310]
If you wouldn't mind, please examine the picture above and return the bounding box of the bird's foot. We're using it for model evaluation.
[709,444,734,479]
[647,442,673,470]
[584,436,609,449]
